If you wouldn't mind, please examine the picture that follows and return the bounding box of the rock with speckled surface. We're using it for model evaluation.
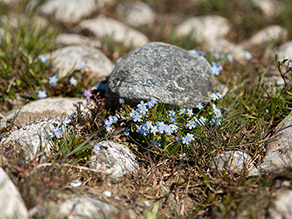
[106,42,214,110]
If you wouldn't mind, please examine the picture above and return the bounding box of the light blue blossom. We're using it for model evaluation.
[227,54,233,62]
[150,125,158,135]
[145,121,153,130]
[104,120,111,126]
[164,125,173,135]
[209,117,216,125]
[70,77,77,86]
[214,52,220,60]
[51,128,62,138]
[196,102,204,110]
[216,118,222,126]
[106,126,112,132]
[150,139,161,147]
[94,143,101,151]
[137,101,147,109]
[129,109,137,118]
[179,108,186,115]
[133,112,142,122]
[37,90,47,98]
[189,49,197,54]
[197,50,205,57]
[78,60,86,67]
[199,116,207,126]
[141,125,149,136]
[182,136,189,145]
[179,153,186,159]
[169,124,178,132]
[147,99,157,108]
[216,92,223,99]
[210,93,218,101]
[186,133,194,142]
[244,51,252,60]
[182,133,194,145]
[116,57,122,64]
[156,122,165,134]
[38,54,47,63]
[168,110,176,117]
[170,117,176,122]
[108,116,115,124]
[58,115,71,126]
[213,108,222,118]
[212,103,218,110]
[83,89,92,104]
[136,125,143,133]
[124,128,130,136]
[113,115,118,123]
[49,75,58,86]
[211,62,222,76]
[187,109,193,117]
[186,120,196,129]
[139,106,148,115]
[119,98,125,104]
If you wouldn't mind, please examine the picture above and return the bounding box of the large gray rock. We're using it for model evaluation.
[79,16,149,48]
[1,97,86,127]
[55,33,101,48]
[260,114,292,173]
[269,190,292,219]
[89,141,139,178]
[59,195,116,218]
[176,15,230,43]
[210,151,259,176]
[117,1,155,27]
[0,118,60,160]
[50,45,114,80]
[274,41,292,61]
[244,25,287,48]
[39,0,112,24]
[0,168,29,219]
[106,42,214,110]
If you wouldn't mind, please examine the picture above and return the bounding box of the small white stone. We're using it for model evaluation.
[59,195,116,218]
[0,118,61,160]
[40,0,101,24]
[269,190,292,218]
[144,201,151,207]
[273,41,292,61]
[0,97,86,127]
[104,191,112,198]
[70,180,82,187]
[89,141,139,178]
[0,168,29,219]
[117,1,155,26]
[49,45,114,80]
[244,25,287,47]
[79,16,149,48]
[210,151,256,175]
[176,15,230,43]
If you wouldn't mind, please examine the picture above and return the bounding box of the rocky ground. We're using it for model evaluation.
[1,0,292,218]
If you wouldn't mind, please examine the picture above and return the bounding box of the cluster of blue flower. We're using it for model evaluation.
[103,91,225,148]
[36,55,78,99]
[49,113,78,139]
[104,115,119,132]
